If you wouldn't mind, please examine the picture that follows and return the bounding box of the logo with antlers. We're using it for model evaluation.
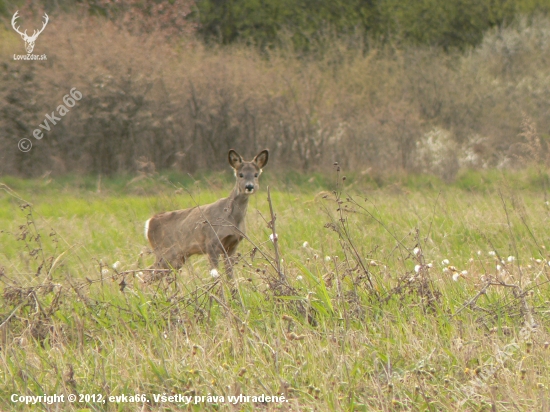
[11,11,49,54]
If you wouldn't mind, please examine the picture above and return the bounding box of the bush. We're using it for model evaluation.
[2,14,550,179]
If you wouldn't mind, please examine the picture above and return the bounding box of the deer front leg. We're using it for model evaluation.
[207,237,239,279]
[206,243,221,278]
[223,249,237,280]
[223,236,242,280]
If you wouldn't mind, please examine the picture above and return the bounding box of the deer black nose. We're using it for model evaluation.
[245,183,255,191]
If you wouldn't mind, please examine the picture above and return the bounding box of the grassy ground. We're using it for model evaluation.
[1,170,550,411]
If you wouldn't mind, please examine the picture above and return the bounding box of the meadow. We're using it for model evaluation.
[1,169,550,411]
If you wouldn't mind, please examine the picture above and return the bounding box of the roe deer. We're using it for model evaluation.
[144,149,269,278]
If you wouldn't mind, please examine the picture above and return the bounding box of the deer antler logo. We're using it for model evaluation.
[11,11,49,54]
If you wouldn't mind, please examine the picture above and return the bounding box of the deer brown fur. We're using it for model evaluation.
[145,149,268,277]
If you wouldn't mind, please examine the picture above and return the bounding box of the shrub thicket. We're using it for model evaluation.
[1,3,550,179]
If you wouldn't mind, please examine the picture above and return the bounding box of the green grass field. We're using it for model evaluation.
[1,170,550,411]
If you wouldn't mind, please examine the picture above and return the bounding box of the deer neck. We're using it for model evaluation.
[226,184,250,223]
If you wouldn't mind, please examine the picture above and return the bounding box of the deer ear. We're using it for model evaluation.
[228,150,243,169]
[253,150,269,169]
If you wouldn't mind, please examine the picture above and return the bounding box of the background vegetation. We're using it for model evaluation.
[0,0,550,180]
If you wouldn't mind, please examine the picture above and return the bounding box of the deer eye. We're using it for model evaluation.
[239,173,244,178]
[254,173,258,177]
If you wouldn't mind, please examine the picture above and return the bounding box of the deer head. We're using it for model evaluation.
[12,11,49,54]
[228,149,269,195]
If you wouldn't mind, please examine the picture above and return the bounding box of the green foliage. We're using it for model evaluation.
[377,0,517,50]
[195,0,371,50]
[195,0,550,51]
[3,0,550,50]
[0,0,9,17]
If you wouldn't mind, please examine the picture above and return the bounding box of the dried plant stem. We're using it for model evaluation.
[267,186,285,284]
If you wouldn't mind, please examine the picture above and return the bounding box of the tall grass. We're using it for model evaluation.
[1,170,550,410]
